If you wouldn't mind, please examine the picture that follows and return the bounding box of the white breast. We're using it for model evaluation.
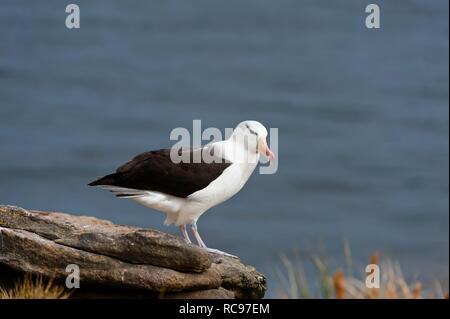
[123,139,259,226]
[171,161,257,226]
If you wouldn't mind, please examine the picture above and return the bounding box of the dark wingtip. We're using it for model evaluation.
[88,177,107,186]
[88,173,118,187]
[88,179,101,186]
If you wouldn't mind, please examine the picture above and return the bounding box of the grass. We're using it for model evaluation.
[0,274,72,299]
[276,243,448,299]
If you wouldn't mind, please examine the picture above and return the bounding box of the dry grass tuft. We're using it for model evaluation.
[0,274,72,299]
[277,247,448,299]
[333,270,345,299]
[370,252,379,266]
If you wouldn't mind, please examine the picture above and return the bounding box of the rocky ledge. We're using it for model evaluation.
[0,205,266,299]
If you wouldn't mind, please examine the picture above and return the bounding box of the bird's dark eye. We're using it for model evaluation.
[245,123,258,136]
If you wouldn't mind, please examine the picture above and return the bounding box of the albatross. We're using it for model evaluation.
[88,120,275,256]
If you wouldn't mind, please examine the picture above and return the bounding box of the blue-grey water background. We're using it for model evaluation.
[1,1,448,296]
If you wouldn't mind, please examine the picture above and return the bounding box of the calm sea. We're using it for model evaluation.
[1,1,448,296]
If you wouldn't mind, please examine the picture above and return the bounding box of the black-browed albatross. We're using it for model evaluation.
[89,120,275,256]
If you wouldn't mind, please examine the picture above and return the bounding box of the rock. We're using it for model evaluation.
[0,227,222,292]
[0,205,266,298]
[213,255,267,299]
[165,287,235,299]
[0,205,211,273]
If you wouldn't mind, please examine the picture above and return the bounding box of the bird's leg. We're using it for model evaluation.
[191,222,238,258]
[191,221,207,248]
[179,225,191,244]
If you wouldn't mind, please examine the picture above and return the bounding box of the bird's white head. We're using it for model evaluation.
[230,120,275,162]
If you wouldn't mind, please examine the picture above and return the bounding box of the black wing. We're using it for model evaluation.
[88,148,231,198]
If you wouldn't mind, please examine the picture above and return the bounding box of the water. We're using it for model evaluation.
[0,1,448,296]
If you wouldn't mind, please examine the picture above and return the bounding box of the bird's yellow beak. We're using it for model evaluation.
[258,137,275,161]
